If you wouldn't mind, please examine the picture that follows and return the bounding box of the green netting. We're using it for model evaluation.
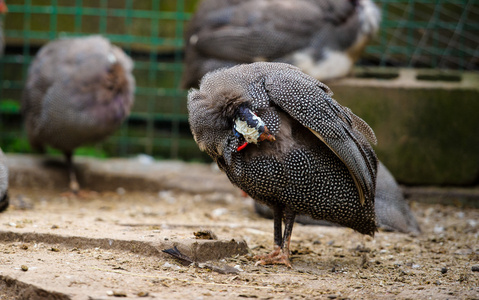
[366,0,479,69]
[0,0,477,161]
[0,0,209,161]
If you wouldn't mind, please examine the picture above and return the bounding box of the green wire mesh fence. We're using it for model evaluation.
[0,0,210,161]
[0,0,477,161]
[367,0,479,70]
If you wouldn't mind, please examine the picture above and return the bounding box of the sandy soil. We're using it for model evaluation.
[1,186,478,299]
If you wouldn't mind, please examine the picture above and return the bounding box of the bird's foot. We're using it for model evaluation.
[254,246,292,268]
[63,178,98,198]
[69,180,80,194]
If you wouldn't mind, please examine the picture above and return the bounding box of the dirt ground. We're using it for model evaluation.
[1,183,478,300]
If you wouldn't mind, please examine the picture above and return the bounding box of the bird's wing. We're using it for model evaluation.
[186,0,324,62]
[263,65,378,205]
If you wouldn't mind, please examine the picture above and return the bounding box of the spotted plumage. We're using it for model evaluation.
[0,148,8,212]
[182,0,381,88]
[255,161,421,235]
[188,62,378,266]
[22,35,135,192]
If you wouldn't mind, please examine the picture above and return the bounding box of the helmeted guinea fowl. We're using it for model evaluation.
[0,148,9,212]
[182,0,381,89]
[188,62,378,267]
[254,161,421,235]
[22,35,135,192]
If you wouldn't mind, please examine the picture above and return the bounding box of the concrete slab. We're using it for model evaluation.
[0,187,251,299]
[327,68,479,186]
[6,154,479,207]
[1,155,479,299]
[6,154,237,194]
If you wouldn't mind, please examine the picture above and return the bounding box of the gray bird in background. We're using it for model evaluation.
[254,161,421,235]
[374,162,420,234]
[0,148,9,212]
[188,62,378,267]
[22,35,135,193]
[182,0,381,89]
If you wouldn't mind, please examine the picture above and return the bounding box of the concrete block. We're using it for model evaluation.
[6,154,237,194]
[327,68,479,186]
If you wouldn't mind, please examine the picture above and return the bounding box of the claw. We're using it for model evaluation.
[254,246,292,268]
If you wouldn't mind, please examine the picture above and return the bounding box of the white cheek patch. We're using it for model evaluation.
[235,118,262,144]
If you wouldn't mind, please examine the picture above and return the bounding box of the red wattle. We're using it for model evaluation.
[237,142,248,151]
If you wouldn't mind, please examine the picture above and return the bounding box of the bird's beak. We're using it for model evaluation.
[258,125,275,142]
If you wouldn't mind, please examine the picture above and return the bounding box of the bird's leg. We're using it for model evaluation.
[65,151,80,193]
[254,205,283,262]
[273,204,284,248]
[255,205,296,268]
[279,209,296,267]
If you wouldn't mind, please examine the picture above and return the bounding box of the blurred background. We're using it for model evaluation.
[0,0,478,187]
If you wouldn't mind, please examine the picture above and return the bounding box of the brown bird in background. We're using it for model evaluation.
[22,35,135,193]
[182,0,381,89]
[188,62,378,267]
[0,148,9,212]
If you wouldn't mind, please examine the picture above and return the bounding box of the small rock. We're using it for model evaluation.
[137,291,149,297]
[116,187,126,195]
[212,208,228,217]
[106,290,127,297]
[327,295,337,299]
[194,230,217,240]
[441,267,448,274]
[433,225,445,234]
[21,265,28,272]
[234,265,244,272]
[113,291,127,297]
[51,224,59,229]
[467,219,477,227]
[472,265,479,272]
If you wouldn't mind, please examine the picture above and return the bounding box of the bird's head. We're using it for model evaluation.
[188,86,275,158]
[233,104,275,151]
